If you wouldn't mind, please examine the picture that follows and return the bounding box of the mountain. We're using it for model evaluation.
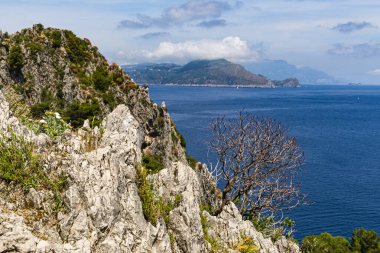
[123,59,300,88]
[0,25,299,252]
[243,60,337,85]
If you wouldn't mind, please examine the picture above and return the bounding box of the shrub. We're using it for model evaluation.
[8,45,24,73]
[136,164,182,226]
[136,164,159,225]
[186,154,198,169]
[234,237,260,253]
[50,30,62,48]
[0,130,45,189]
[351,228,380,253]
[93,65,111,92]
[31,102,50,118]
[23,111,71,138]
[26,41,43,61]
[64,30,90,65]
[142,154,164,174]
[64,100,102,128]
[302,233,352,253]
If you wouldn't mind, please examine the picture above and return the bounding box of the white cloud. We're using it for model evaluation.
[142,36,260,62]
[368,69,380,76]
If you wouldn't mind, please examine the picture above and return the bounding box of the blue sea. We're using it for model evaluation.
[148,85,380,241]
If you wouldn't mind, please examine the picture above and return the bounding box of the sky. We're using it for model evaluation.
[1,0,380,84]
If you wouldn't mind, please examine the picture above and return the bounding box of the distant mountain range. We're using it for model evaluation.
[243,60,338,85]
[123,59,300,88]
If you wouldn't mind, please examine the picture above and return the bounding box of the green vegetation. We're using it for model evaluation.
[23,111,71,138]
[200,204,227,253]
[93,65,111,92]
[247,215,295,242]
[142,154,164,174]
[8,45,24,73]
[50,30,62,48]
[0,130,45,189]
[234,236,260,253]
[186,155,198,169]
[64,100,102,128]
[0,129,66,211]
[136,164,182,226]
[26,41,43,61]
[301,229,380,253]
[64,30,90,65]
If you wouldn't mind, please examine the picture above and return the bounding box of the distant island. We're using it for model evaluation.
[243,59,338,85]
[123,59,300,88]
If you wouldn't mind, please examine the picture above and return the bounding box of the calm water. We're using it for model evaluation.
[149,85,380,241]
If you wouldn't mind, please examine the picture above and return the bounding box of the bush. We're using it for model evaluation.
[31,102,50,118]
[8,45,24,73]
[302,233,355,253]
[50,30,62,48]
[0,130,45,189]
[93,65,111,92]
[136,164,182,226]
[64,100,102,128]
[23,111,71,138]
[234,237,260,253]
[186,154,198,169]
[351,228,380,253]
[142,154,164,174]
[301,229,380,253]
[64,30,90,65]
[0,129,67,212]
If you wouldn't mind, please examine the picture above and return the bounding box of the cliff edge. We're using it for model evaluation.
[0,25,299,253]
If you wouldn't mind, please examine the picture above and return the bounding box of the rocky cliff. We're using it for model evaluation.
[0,25,299,253]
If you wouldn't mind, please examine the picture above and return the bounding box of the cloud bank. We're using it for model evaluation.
[328,43,380,57]
[332,21,377,33]
[142,36,260,62]
[138,32,170,40]
[118,0,242,29]
[197,19,226,28]
[368,69,380,76]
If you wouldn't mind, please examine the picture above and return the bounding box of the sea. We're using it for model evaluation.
[148,85,380,241]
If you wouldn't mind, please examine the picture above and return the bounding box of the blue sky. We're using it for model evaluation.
[1,0,380,83]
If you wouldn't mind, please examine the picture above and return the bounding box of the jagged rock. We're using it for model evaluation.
[0,26,300,253]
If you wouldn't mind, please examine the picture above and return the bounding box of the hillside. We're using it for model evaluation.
[123,59,300,88]
[0,25,299,252]
[243,60,337,85]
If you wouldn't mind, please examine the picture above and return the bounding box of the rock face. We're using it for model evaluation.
[0,26,300,253]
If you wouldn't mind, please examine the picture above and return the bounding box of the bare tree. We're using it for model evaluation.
[209,111,305,218]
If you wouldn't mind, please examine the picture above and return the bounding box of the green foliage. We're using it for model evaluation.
[351,228,380,253]
[8,45,24,73]
[179,133,186,148]
[247,215,295,241]
[30,89,56,118]
[31,102,50,118]
[136,164,159,225]
[136,165,182,226]
[301,229,380,253]
[64,100,101,128]
[26,41,43,61]
[102,92,117,110]
[93,65,111,92]
[50,30,62,48]
[302,233,351,253]
[234,236,260,253]
[64,30,90,65]
[0,130,45,189]
[23,111,71,138]
[186,155,198,169]
[142,154,164,174]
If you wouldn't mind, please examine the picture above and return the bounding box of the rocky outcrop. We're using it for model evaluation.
[0,26,299,253]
